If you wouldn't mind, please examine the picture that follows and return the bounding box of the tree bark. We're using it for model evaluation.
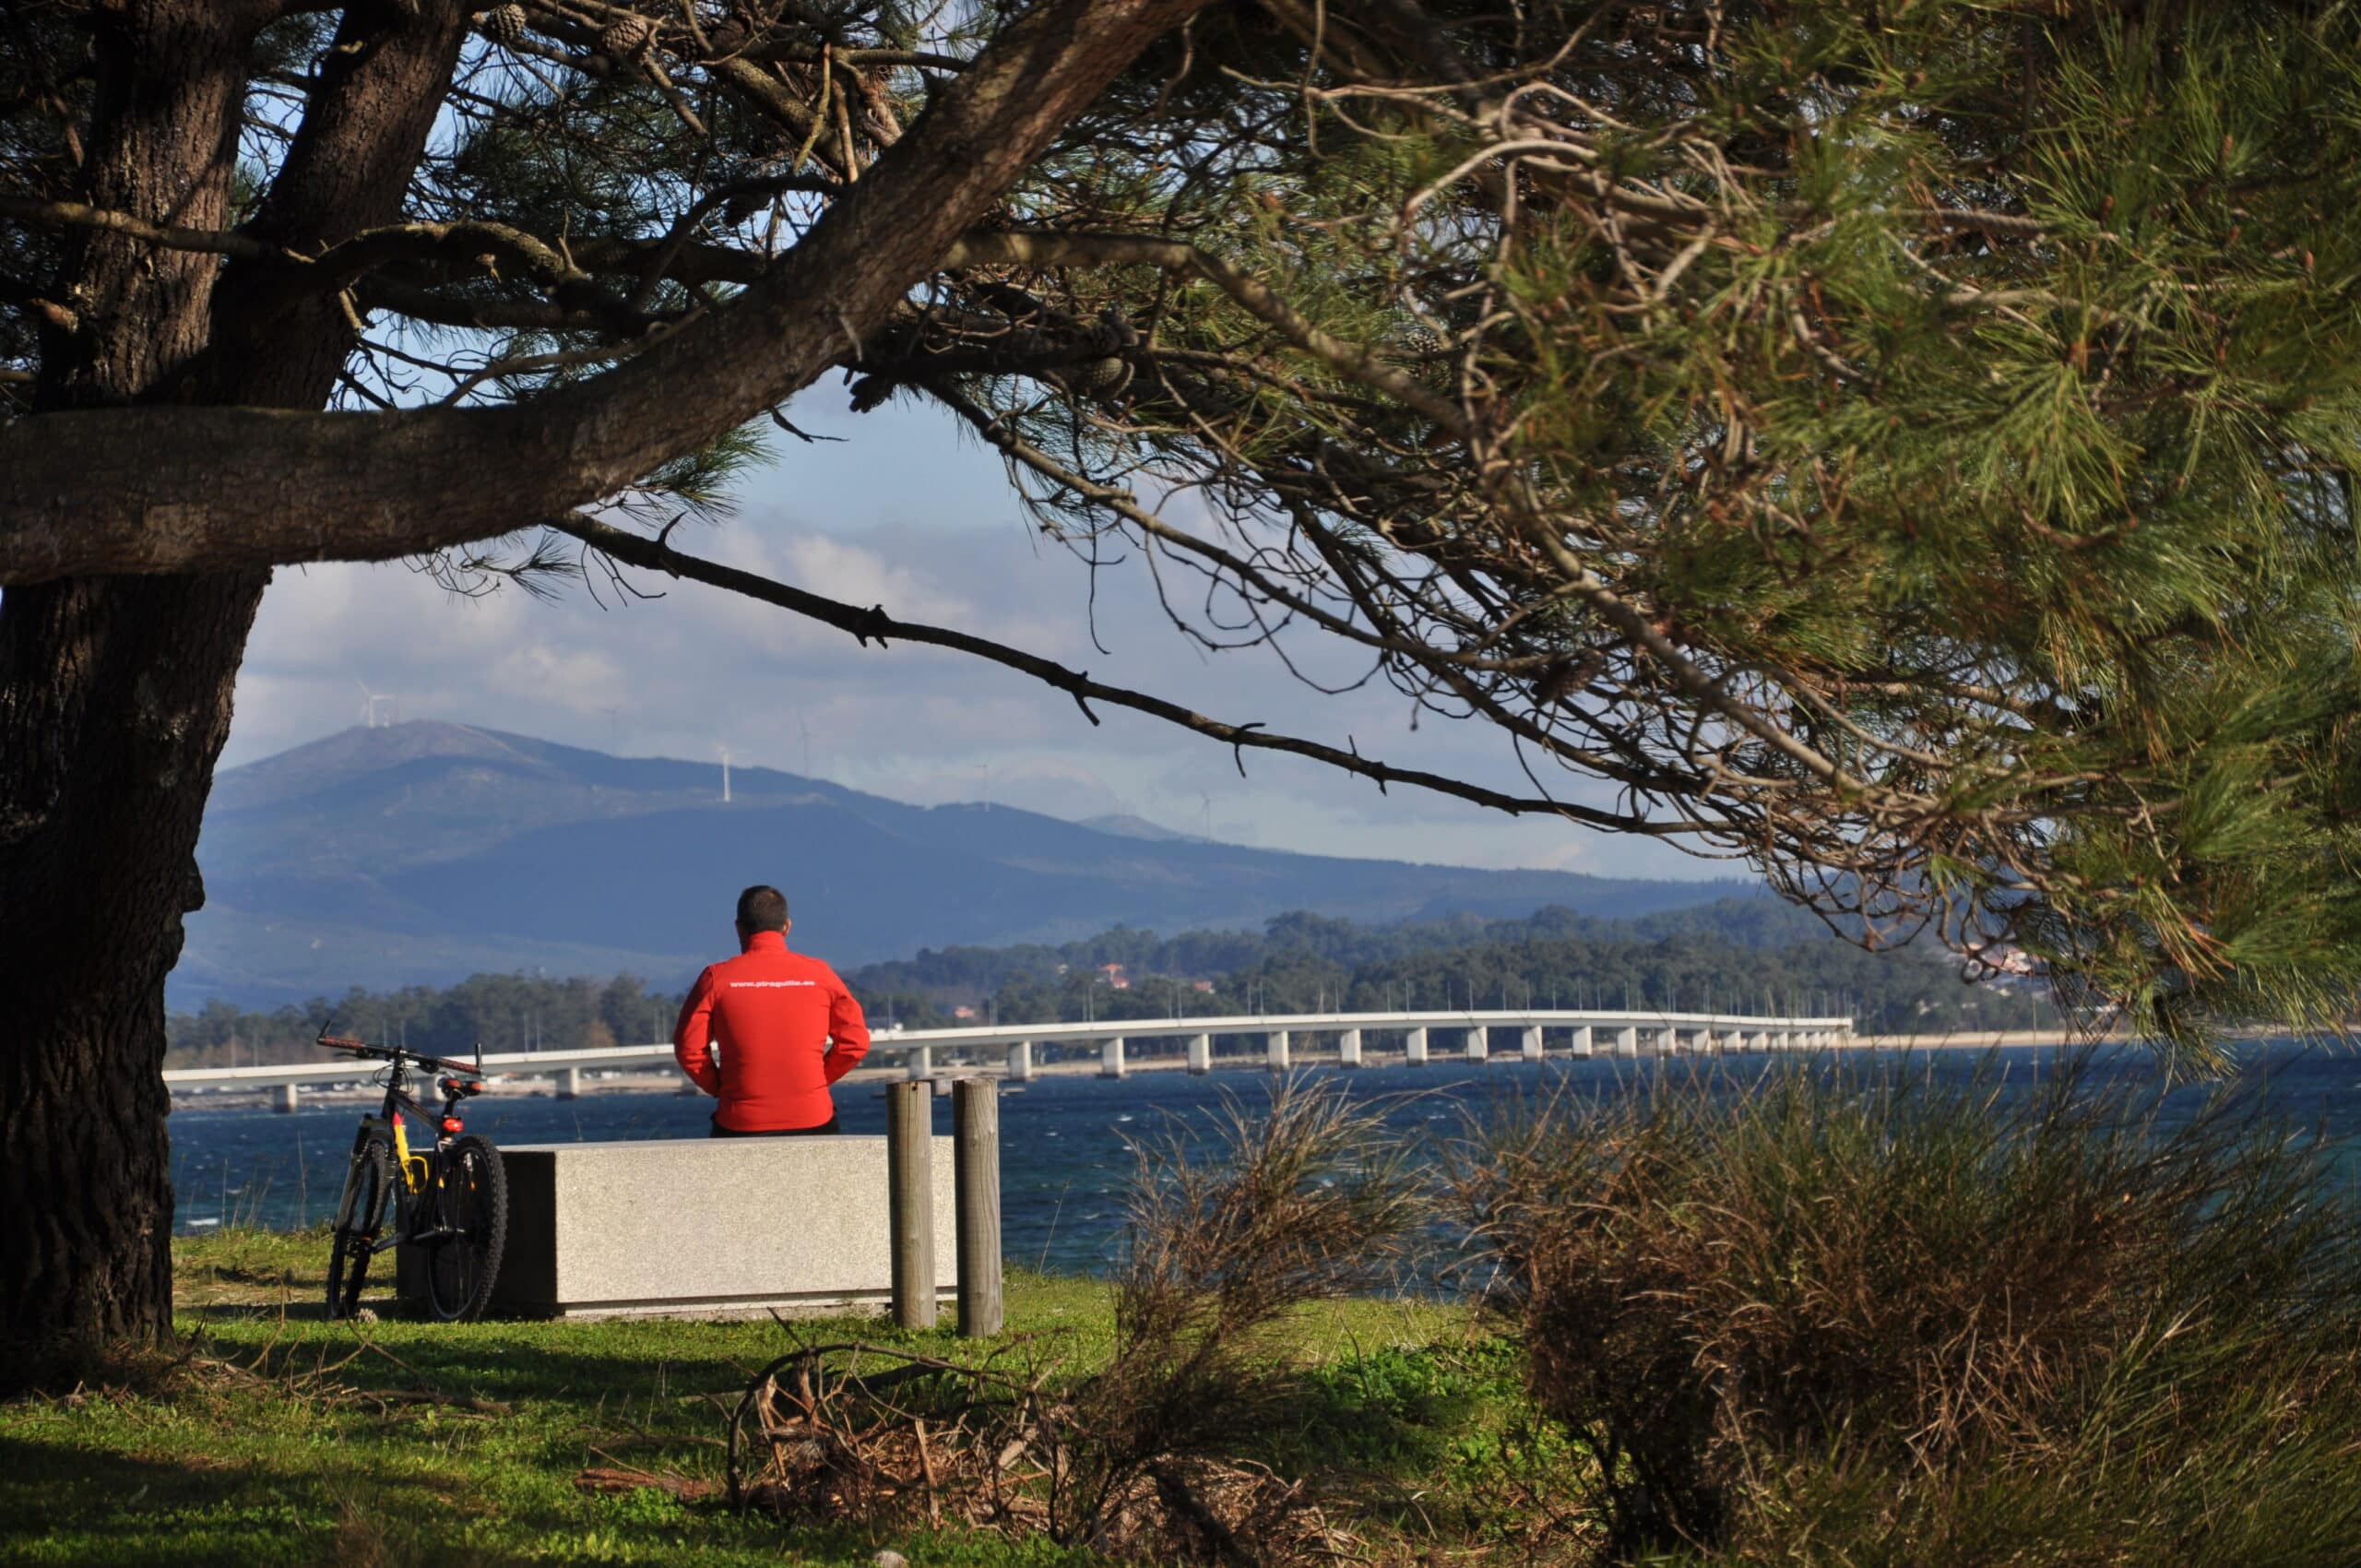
[0,0,253,1384]
[0,572,266,1384]
[0,0,469,1385]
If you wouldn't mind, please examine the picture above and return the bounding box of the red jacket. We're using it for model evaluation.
[673,930,872,1131]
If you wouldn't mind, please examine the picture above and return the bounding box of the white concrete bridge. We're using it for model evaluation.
[164,1008,1855,1111]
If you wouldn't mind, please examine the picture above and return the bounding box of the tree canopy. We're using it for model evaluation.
[12,0,2361,1383]
[10,4,2361,1067]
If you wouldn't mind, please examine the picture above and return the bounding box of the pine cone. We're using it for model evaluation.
[598,15,656,62]
[1393,320,1444,358]
[1066,356,1132,396]
[481,4,527,44]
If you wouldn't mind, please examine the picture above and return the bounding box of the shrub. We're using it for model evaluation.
[729,1079,1424,1565]
[1453,1053,2361,1562]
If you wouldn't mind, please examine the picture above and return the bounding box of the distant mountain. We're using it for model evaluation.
[1080,813,1196,843]
[177,721,1756,1006]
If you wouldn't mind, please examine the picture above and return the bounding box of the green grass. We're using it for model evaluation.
[0,1230,1500,1567]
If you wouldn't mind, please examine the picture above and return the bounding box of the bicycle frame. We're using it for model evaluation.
[323,1032,485,1256]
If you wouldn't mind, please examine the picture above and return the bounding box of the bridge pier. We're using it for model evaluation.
[1100,1038,1127,1079]
[1186,1033,1211,1074]
[558,1067,584,1099]
[273,1083,300,1113]
[1338,1028,1363,1067]
[1266,1029,1291,1071]
[1405,1027,1428,1066]
[1465,1028,1487,1063]
[908,1043,934,1081]
[1004,1039,1033,1080]
[1567,1025,1593,1057]
[1521,1025,1544,1062]
[1613,1026,1637,1056]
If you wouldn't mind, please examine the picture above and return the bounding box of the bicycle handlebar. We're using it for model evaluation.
[315,1032,484,1080]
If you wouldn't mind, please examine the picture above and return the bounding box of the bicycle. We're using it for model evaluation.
[318,1028,509,1322]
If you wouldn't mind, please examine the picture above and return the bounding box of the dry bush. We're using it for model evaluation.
[1452,1055,2361,1559]
[730,1080,1421,1565]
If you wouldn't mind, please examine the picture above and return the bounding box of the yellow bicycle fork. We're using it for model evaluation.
[388,1115,432,1194]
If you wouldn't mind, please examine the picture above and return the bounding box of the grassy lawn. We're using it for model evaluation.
[0,1231,1536,1567]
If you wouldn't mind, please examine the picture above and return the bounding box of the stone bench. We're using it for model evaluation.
[451,1134,962,1319]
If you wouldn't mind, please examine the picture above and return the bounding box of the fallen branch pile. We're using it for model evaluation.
[721,1084,1420,1565]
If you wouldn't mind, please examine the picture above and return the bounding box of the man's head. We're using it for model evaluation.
[735,884,790,942]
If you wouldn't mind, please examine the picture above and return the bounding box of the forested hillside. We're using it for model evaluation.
[165,899,2048,1069]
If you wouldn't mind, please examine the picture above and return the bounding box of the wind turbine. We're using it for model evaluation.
[354,678,397,729]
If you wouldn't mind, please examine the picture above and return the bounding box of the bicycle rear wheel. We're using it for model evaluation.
[326,1133,394,1321]
[422,1134,508,1322]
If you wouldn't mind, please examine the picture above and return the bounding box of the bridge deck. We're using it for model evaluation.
[165,1008,1855,1094]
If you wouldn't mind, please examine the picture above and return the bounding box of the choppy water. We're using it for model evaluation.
[168,1042,2361,1276]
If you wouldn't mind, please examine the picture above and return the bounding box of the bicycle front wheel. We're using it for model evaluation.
[326,1134,394,1321]
[422,1134,508,1322]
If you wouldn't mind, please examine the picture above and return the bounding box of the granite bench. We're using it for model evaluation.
[414,1134,962,1320]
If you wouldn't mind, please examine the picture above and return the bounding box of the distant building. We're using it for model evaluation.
[1192,979,1216,993]
[1099,962,1131,991]
[953,1004,979,1021]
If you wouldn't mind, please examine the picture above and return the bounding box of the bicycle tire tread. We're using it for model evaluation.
[423,1134,507,1322]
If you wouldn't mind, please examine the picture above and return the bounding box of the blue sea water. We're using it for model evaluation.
[167,1042,2361,1277]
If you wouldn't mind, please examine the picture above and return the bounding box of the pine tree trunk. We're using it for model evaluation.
[0,571,266,1385]
[0,0,468,1387]
[0,0,253,1387]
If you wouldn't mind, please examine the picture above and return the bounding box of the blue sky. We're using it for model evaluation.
[227,390,1723,881]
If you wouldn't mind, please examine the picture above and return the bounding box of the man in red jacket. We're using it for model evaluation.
[674,885,872,1135]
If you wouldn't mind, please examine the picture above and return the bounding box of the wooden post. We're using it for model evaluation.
[886,1081,936,1329]
[954,1078,1003,1338]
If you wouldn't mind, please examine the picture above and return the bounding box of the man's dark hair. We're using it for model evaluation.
[735,885,789,932]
